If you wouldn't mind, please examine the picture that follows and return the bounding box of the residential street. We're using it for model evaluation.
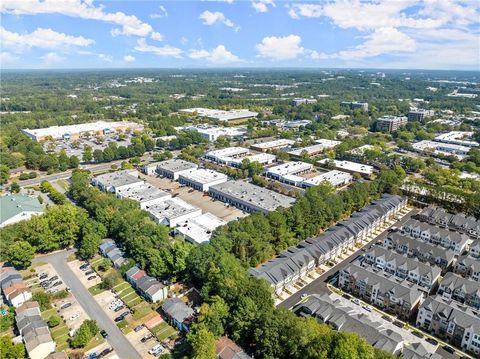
[278,208,419,309]
[33,250,142,359]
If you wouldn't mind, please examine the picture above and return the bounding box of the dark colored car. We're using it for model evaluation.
[87,275,96,280]
[99,348,113,357]
[52,281,62,287]
[100,330,108,338]
[141,334,153,343]
[120,311,130,318]
[39,273,48,280]
[412,331,423,338]
[381,315,392,322]
[80,264,89,270]
[50,275,59,281]
[114,305,124,312]
[114,315,125,322]
[426,338,438,346]
[134,325,144,332]
[442,345,455,354]
[393,321,404,328]
[85,270,95,276]
[60,302,71,310]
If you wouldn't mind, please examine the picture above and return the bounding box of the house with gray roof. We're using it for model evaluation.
[416,295,480,356]
[362,246,441,292]
[437,272,480,310]
[454,255,480,282]
[99,238,126,268]
[339,263,425,320]
[161,297,194,332]
[384,232,455,271]
[0,194,44,228]
[125,266,167,302]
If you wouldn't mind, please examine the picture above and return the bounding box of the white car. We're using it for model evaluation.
[69,313,80,321]
[148,344,162,355]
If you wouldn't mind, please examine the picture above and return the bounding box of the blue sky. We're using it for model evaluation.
[1,0,479,70]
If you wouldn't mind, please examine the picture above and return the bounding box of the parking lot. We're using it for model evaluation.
[84,341,118,359]
[126,326,165,359]
[142,174,248,222]
[54,295,90,331]
[68,259,102,288]
[34,263,68,293]
[94,290,132,322]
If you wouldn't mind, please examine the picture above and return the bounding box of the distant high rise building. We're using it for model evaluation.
[376,115,408,132]
[408,109,435,122]
[340,101,369,112]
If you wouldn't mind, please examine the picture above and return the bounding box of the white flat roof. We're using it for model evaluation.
[303,170,353,186]
[318,159,374,175]
[157,159,198,173]
[229,153,276,165]
[186,126,247,137]
[116,184,170,203]
[206,147,249,158]
[179,108,258,121]
[22,121,143,139]
[146,197,200,220]
[288,140,340,156]
[93,169,142,188]
[412,140,471,152]
[176,213,226,244]
[349,144,375,155]
[434,131,479,147]
[252,139,295,149]
[179,169,228,184]
[266,161,313,176]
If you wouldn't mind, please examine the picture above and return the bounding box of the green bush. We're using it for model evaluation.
[48,315,61,328]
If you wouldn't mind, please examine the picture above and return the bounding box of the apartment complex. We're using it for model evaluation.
[454,255,480,282]
[408,109,435,122]
[22,120,143,142]
[340,101,369,112]
[437,272,480,310]
[376,115,408,132]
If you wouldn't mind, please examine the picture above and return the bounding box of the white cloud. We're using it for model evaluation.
[0,0,156,37]
[309,50,329,60]
[151,31,164,41]
[334,27,416,60]
[150,5,168,19]
[98,53,112,62]
[252,0,275,13]
[123,55,136,62]
[288,4,322,19]
[40,52,65,65]
[0,26,94,51]
[180,37,188,45]
[188,45,240,64]
[199,10,240,31]
[0,51,18,64]
[256,34,304,60]
[134,38,182,58]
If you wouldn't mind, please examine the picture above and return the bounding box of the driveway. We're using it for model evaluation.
[33,250,141,359]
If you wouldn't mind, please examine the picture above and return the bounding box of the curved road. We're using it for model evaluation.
[34,250,141,359]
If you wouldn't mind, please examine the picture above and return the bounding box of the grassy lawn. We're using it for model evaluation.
[112,281,130,293]
[88,283,106,296]
[120,291,137,302]
[116,319,129,331]
[118,287,135,298]
[66,253,76,262]
[40,308,57,320]
[151,322,178,342]
[126,296,143,308]
[57,179,69,190]
[131,303,154,321]
[83,333,105,352]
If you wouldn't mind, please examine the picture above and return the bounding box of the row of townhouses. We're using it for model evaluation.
[362,246,442,293]
[437,272,480,310]
[0,266,32,307]
[416,295,480,355]
[414,206,480,240]
[248,194,407,295]
[298,293,440,358]
[383,232,456,271]
[339,263,425,320]
[454,255,480,282]
[400,219,472,256]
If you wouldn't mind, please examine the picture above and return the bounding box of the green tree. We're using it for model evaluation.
[0,336,26,359]
[8,182,20,193]
[82,146,93,162]
[32,291,51,311]
[0,165,9,185]
[69,155,80,168]
[47,315,61,328]
[70,320,99,348]
[188,326,216,359]
[197,296,229,337]
[4,241,35,269]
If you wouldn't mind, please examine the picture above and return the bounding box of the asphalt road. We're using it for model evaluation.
[34,250,141,359]
[278,207,419,309]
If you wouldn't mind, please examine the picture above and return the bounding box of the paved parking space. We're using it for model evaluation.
[94,291,128,322]
[68,259,102,288]
[126,327,161,359]
[54,296,90,331]
[142,174,247,222]
[84,341,118,359]
[34,263,68,293]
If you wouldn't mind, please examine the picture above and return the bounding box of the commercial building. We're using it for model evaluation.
[317,158,375,177]
[16,301,56,359]
[22,120,143,142]
[141,162,163,176]
[204,147,276,167]
[302,170,353,188]
[384,233,455,271]
[175,213,226,244]
[376,115,408,132]
[179,108,258,122]
[292,98,317,106]
[416,295,480,355]
[184,125,248,142]
[287,139,341,157]
[340,101,369,112]
[178,169,228,192]
[92,169,143,194]
[400,219,471,255]
[125,266,168,302]
[249,195,407,294]
[116,183,171,209]
[161,297,195,332]
[437,272,480,310]
[408,109,434,122]
[434,131,479,148]
[0,266,32,308]
[265,161,313,186]
[209,180,296,214]
[145,197,202,228]
[362,246,441,292]
[298,293,437,357]
[156,159,198,180]
[339,263,425,320]
[0,194,44,228]
[414,206,479,240]
[250,139,296,152]
[412,140,471,160]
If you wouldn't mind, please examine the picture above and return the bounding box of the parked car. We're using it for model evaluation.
[80,263,89,270]
[362,305,372,312]
[87,275,96,280]
[85,270,95,276]
[60,302,72,310]
[39,273,48,280]
[442,345,455,354]
[148,345,162,355]
[69,313,79,321]
[393,321,404,328]
[98,348,113,357]
[50,275,59,281]
[381,315,392,322]
[351,298,360,305]
[134,325,144,332]
[100,330,108,338]
[114,305,124,313]
[426,337,438,346]
[52,281,62,287]
[412,331,423,338]
[114,315,124,322]
[141,334,153,343]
